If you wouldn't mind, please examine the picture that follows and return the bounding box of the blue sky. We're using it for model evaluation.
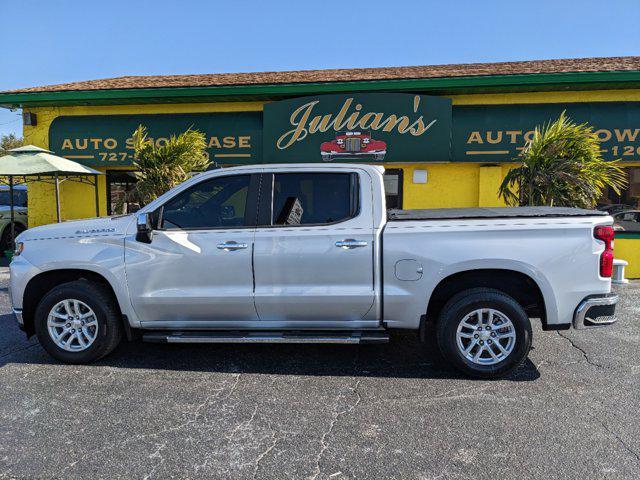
[1,0,639,137]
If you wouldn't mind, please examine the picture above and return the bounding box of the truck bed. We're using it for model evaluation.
[387,206,607,221]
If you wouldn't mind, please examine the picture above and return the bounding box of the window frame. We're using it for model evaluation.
[154,173,261,232]
[106,169,138,216]
[256,171,361,228]
[383,168,403,210]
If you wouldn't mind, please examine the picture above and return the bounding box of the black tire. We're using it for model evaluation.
[436,288,532,379]
[34,280,123,364]
[1,223,26,251]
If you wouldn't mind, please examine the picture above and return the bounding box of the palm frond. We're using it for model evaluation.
[129,125,210,205]
[499,111,627,209]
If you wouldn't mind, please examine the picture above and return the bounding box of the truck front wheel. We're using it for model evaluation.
[34,280,123,364]
[436,288,532,379]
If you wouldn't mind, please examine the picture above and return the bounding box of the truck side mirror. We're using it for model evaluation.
[136,212,154,243]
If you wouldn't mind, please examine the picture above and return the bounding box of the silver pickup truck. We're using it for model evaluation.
[9,164,618,378]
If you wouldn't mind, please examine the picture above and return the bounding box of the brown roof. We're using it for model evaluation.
[6,56,640,94]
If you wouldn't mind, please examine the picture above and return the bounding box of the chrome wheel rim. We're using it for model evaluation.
[47,299,98,352]
[456,308,516,366]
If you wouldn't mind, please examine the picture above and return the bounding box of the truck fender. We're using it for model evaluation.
[429,258,559,325]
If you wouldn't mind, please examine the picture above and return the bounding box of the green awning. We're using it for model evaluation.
[0,145,102,176]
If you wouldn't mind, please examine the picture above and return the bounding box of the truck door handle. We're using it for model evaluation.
[217,241,248,251]
[335,239,368,249]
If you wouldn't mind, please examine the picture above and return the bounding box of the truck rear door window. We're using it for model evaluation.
[272,173,358,226]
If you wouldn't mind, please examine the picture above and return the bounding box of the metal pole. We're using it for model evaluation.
[94,174,100,217]
[54,173,61,223]
[9,176,15,251]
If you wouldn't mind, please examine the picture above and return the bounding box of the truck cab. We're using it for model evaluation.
[127,165,382,329]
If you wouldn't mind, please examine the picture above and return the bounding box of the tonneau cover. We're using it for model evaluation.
[387,206,607,221]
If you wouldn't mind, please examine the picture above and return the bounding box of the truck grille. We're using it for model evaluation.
[345,138,361,152]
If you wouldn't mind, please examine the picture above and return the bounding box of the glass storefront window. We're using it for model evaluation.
[107,171,138,215]
[384,169,403,209]
[598,167,640,212]
[599,166,640,232]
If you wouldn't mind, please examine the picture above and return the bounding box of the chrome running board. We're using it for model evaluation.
[142,331,389,344]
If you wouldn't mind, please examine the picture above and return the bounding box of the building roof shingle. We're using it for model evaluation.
[5,56,640,94]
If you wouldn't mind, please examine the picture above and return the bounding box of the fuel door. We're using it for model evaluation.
[394,259,423,281]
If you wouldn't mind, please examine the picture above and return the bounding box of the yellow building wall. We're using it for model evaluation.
[22,89,640,277]
[614,238,640,278]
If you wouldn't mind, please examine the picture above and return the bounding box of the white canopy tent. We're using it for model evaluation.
[0,145,102,248]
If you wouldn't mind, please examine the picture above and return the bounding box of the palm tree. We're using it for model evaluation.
[499,112,627,209]
[130,125,210,205]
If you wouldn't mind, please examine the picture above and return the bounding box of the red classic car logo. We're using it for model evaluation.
[320,131,387,162]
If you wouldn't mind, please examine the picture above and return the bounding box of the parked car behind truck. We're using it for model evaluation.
[0,184,27,251]
[612,209,640,233]
[9,164,618,378]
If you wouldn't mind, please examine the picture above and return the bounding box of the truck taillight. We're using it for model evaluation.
[594,226,615,277]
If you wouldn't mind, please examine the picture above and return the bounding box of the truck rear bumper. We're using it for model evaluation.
[573,294,618,329]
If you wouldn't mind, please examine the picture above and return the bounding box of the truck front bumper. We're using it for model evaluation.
[573,294,618,329]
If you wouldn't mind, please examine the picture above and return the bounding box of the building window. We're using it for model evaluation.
[107,171,138,215]
[599,167,640,211]
[384,169,403,209]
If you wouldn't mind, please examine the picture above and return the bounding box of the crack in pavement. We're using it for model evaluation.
[556,331,606,369]
[226,404,259,441]
[60,376,240,476]
[596,418,640,464]
[252,425,280,479]
[143,442,167,480]
[308,378,362,480]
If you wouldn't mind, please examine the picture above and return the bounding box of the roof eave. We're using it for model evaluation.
[2,70,640,108]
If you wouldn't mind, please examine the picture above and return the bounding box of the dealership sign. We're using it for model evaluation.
[263,93,453,163]
[48,99,640,167]
[49,112,263,166]
[452,102,640,162]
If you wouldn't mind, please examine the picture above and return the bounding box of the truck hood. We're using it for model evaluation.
[18,215,134,242]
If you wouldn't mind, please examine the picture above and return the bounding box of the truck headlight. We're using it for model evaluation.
[14,242,24,256]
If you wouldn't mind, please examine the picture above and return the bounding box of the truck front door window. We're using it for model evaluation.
[162,175,251,229]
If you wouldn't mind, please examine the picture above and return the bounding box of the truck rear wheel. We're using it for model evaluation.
[436,288,532,379]
[34,280,123,364]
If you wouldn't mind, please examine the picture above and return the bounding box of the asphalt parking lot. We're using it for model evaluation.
[0,266,638,480]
